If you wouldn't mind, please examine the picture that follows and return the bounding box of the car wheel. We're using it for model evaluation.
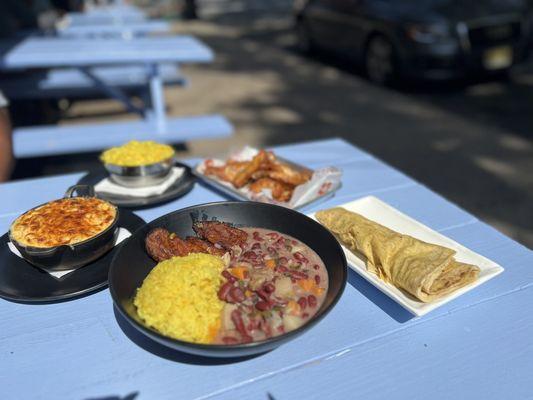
[365,35,396,85]
[295,19,314,54]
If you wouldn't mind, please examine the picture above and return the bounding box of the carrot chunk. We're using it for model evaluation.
[265,259,277,269]
[229,267,248,280]
[297,278,316,293]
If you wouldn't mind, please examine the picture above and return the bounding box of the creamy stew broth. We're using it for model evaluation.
[215,228,328,344]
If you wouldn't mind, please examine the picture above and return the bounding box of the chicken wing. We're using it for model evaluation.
[265,162,312,186]
[248,177,294,202]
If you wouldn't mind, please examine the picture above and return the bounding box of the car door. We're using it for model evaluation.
[331,0,371,55]
[302,0,345,49]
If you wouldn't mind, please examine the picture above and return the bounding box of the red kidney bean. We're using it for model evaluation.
[263,282,275,293]
[222,336,239,344]
[297,297,307,310]
[287,269,309,280]
[278,257,288,265]
[277,265,288,273]
[243,250,257,259]
[255,301,271,311]
[222,270,236,283]
[229,287,245,303]
[217,281,233,301]
[253,231,263,241]
[256,288,270,302]
[314,275,321,285]
[293,252,309,263]
[313,264,320,270]
[231,310,252,342]
[275,237,285,246]
[291,240,298,245]
[251,242,261,250]
[308,295,317,307]
[267,246,276,254]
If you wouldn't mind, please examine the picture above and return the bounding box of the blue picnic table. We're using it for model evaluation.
[0,138,531,399]
[62,4,146,26]
[0,36,232,157]
[56,20,171,38]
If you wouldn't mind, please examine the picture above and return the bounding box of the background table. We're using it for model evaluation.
[0,138,531,399]
[0,36,231,157]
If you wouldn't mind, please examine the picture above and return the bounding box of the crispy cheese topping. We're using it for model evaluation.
[10,197,116,248]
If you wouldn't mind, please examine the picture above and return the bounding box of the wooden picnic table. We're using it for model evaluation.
[1,138,531,399]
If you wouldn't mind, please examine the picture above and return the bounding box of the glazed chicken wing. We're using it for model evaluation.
[203,160,250,183]
[232,150,274,188]
[265,162,312,186]
[193,221,248,249]
[248,177,294,202]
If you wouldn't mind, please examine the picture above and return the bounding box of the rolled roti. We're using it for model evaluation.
[316,207,480,302]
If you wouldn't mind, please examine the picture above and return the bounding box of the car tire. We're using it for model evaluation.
[295,18,314,54]
[365,35,396,85]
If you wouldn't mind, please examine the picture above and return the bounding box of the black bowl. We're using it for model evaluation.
[108,201,347,358]
[9,185,119,272]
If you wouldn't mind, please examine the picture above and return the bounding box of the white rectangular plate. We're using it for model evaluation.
[310,196,504,316]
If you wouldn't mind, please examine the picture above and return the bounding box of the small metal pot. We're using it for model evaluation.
[104,155,176,188]
[9,185,120,272]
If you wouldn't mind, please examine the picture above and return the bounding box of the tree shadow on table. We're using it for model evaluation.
[113,307,266,366]
[347,269,414,323]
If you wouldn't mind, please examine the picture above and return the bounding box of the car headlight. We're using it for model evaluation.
[406,24,451,43]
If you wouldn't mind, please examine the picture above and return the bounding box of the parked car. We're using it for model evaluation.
[294,0,532,84]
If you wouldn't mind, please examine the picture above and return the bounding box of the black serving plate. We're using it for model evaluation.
[0,210,145,303]
[109,201,347,358]
[77,163,195,208]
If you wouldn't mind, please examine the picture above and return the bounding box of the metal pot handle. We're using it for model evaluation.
[64,184,95,198]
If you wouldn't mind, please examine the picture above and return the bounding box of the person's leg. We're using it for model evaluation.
[0,108,14,182]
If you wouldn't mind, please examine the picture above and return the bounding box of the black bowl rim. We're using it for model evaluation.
[108,200,348,354]
[9,196,120,253]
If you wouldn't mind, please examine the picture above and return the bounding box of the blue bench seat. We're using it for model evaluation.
[14,114,232,158]
[0,64,186,100]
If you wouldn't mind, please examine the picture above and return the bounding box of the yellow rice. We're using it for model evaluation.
[133,253,225,344]
[100,140,174,166]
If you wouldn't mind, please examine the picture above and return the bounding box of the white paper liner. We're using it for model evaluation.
[196,147,342,208]
[7,227,131,279]
[94,167,184,197]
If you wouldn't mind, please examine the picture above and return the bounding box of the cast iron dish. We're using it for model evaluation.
[9,185,119,272]
[109,201,347,358]
[104,155,176,188]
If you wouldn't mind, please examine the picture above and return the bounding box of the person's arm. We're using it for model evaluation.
[0,94,14,182]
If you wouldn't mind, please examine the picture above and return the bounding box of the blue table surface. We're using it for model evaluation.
[0,36,213,69]
[57,21,171,37]
[0,138,531,400]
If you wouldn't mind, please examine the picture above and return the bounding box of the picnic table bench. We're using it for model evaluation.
[0,36,233,157]
[0,64,186,100]
[0,138,531,399]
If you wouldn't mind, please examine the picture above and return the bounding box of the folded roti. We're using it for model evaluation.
[316,207,480,302]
